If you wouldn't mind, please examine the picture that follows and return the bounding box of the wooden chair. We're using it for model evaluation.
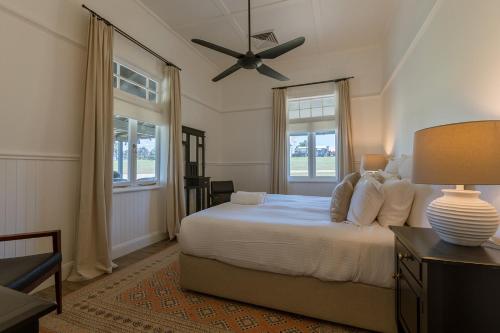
[0,230,62,314]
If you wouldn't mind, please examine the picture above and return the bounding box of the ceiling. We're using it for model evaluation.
[141,0,399,69]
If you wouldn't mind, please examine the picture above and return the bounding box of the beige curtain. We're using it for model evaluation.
[69,15,114,281]
[271,88,288,194]
[336,80,355,180]
[165,66,186,239]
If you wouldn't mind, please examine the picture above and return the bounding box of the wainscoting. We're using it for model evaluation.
[0,156,80,291]
[0,157,80,260]
[111,188,166,259]
[0,154,167,292]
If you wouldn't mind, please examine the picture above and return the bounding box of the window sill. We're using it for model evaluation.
[113,184,162,194]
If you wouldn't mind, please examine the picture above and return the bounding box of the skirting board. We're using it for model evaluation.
[111,231,167,260]
[29,232,167,294]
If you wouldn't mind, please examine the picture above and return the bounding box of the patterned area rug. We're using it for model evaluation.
[41,245,368,333]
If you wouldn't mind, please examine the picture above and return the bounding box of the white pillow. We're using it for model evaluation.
[398,155,413,179]
[378,179,415,227]
[347,175,385,226]
[384,157,401,174]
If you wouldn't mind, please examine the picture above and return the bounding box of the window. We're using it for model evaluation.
[113,61,158,103]
[113,116,130,183]
[113,115,160,186]
[136,121,157,182]
[288,94,337,180]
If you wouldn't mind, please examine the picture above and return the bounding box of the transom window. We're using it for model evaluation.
[288,94,337,180]
[113,115,159,186]
[288,95,335,120]
[113,61,158,103]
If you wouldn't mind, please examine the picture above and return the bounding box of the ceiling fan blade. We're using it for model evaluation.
[257,64,289,81]
[212,63,242,82]
[256,37,305,59]
[192,39,243,58]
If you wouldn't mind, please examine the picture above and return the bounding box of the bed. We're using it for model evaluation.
[179,194,397,332]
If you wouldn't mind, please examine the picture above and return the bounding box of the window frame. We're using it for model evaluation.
[113,60,161,113]
[287,94,338,183]
[288,130,337,182]
[113,116,132,187]
[113,116,161,188]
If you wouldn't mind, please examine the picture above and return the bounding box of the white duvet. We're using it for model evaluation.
[179,194,395,288]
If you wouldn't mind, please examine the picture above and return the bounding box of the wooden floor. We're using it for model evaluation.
[36,239,176,302]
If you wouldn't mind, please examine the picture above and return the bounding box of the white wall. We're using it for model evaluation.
[216,46,385,195]
[381,0,500,227]
[0,0,223,285]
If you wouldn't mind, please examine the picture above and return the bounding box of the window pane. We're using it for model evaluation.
[299,108,311,118]
[289,110,300,119]
[113,76,117,88]
[120,79,147,99]
[148,80,157,91]
[311,98,322,108]
[289,134,309,177]
[119,65,147,87]
[299,99,311,109]
[113,116,129,182]
[323,96,335,106]
[136,121,157,181]
[311,107,323,117]
[315,132,336,177]
[148,92,157,103]
[113,62,117,74]
[288,101,299,111]
[324,106,335,116]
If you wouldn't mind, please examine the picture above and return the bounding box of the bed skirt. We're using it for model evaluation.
[179,253,396,333]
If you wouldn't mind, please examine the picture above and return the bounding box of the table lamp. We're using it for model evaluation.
[360,154,387,173]
[412,121,500,246]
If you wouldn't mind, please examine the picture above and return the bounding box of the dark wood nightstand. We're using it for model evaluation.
[390,226,500,333]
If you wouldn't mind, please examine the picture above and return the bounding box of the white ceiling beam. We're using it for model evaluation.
[173,0,299,30]
[310,0,324,53]
[211,0,248,49]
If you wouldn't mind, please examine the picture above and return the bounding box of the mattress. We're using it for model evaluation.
[179,194,395,288]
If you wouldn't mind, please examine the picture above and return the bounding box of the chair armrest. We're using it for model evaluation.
[0,230,61,253]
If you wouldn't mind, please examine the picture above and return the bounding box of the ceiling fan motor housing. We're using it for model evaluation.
[238,52,262,69]
[191,0,305,81]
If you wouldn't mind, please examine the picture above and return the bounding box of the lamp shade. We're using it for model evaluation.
[412,121,500,185]
[360,154,387,171]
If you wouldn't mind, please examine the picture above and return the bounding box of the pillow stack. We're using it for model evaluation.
[384,154,413,179]
[330,160,416,227]
[377,178,415,227]
[346,173,385,225]
[330,172,361,222]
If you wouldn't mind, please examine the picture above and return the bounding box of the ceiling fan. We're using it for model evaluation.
[191,0,305,82]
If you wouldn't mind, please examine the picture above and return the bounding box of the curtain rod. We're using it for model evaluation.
[272,76,354,90]
[82,4,181,71]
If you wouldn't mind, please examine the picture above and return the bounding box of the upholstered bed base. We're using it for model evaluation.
[180,253,396,333]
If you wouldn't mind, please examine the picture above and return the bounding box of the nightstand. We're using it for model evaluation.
[390,226,500,333]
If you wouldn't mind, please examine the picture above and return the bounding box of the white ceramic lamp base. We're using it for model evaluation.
[426,189,500,246]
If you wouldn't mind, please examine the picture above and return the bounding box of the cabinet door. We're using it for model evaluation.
[398,266,422,333]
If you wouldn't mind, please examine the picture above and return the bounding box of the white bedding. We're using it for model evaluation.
[179,194,395,288]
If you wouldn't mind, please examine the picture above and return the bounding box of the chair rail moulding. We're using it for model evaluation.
[0,152,80,161]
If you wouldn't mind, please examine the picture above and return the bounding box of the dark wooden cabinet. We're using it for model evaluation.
[182,126,209,215]
[391,226,500,333]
